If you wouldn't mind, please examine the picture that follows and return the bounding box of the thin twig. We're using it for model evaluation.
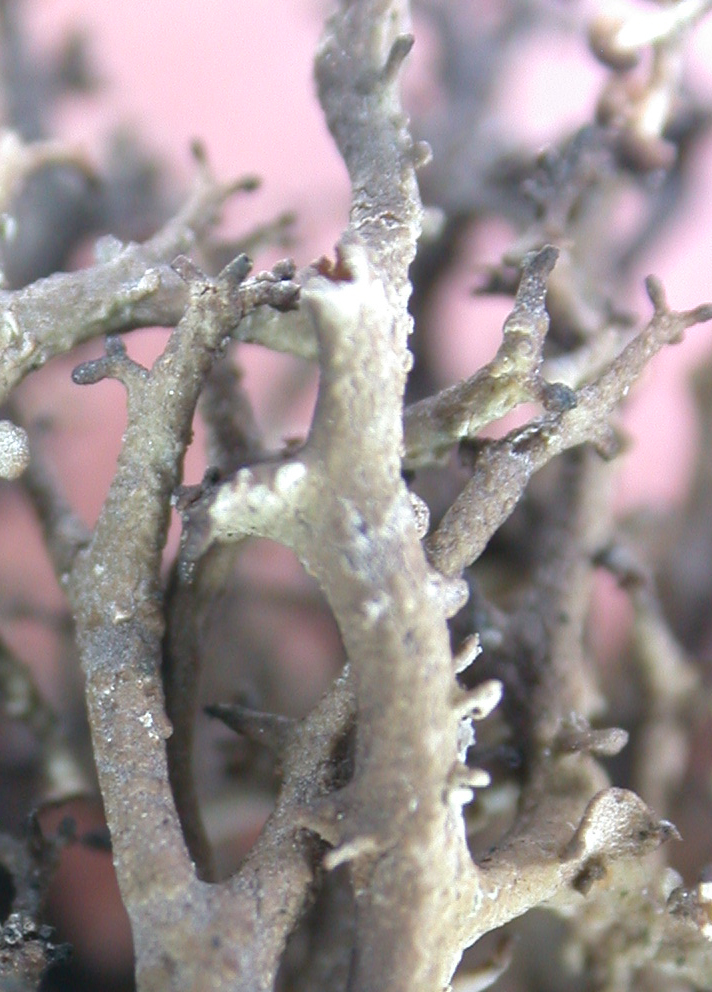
[427,283,712,577]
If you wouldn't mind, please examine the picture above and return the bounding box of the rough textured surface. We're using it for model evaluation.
[2,0,712,990]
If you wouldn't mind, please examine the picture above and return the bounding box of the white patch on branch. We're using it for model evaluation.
[0,419,29,478]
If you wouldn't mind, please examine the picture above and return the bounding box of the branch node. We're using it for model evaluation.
[217,253,252,294]
[453,633,482,675]
[227,174,261,195]
[563,788,681,863]
[204,702,294,755]
[71,334,147,388]
[323,833,381,871]
[382,33,415,81]
[593,425,627,461]
[554,716,629,757]
[687,302,712,325]
[189,137,208,165]
[427,572,470,618]
[645,275,667,314]
[271,258,297,281]
[411,139,433,171]
[447,763,491,809]
[453,679,503,721]
[236,262,301,313]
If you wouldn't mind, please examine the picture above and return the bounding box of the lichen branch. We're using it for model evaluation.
[427,284,712,577]
[63,256,298,989]
[403,245,576,468]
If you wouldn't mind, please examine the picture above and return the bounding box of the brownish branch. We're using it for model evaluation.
[403,245,575,468]
[427,281,712,577]
[0,165,255,404]
[65,256,299,990]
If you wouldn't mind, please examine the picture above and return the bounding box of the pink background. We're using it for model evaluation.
[18,0,712,512]
[3,1,712,982]
[16,0,712,667]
